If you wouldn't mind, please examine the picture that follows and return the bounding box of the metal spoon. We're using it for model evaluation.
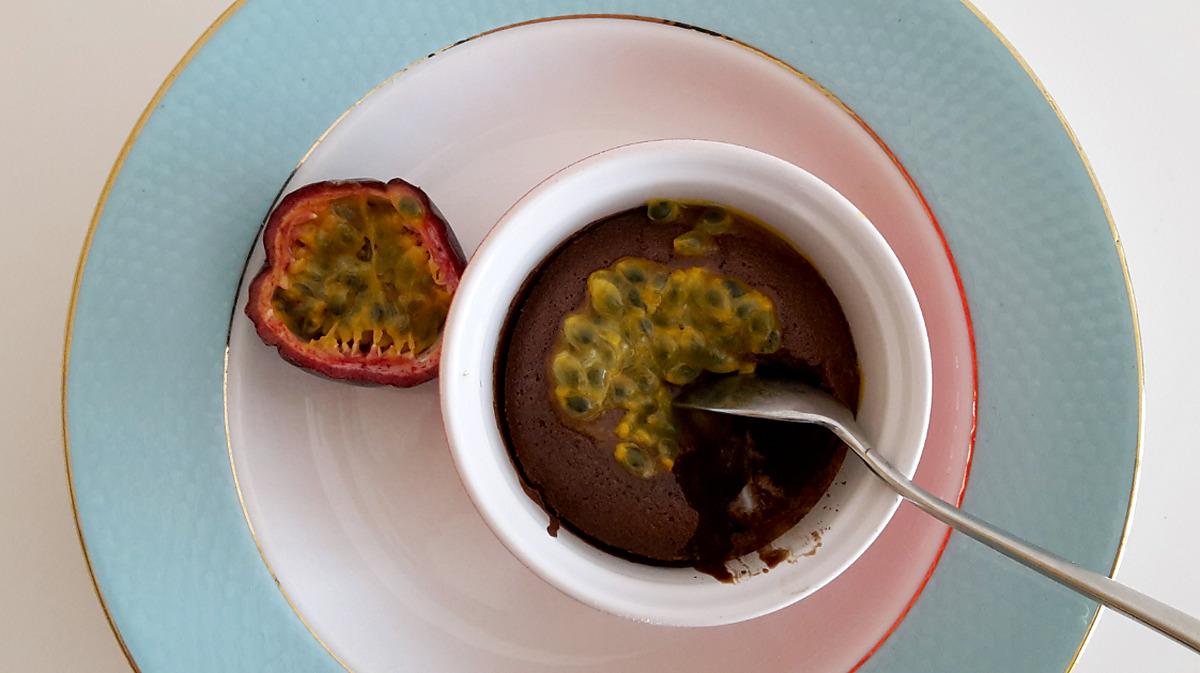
[676,374,1200,654]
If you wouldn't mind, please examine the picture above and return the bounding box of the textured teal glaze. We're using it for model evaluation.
[66,1,1137,672]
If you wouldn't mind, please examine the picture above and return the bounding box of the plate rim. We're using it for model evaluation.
[60,6,247,672]
[60,3,1142,673]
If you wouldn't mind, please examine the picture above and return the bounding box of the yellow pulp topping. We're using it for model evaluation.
[550,257,781,477]
[271,194,451,356]
[647,199,736,257]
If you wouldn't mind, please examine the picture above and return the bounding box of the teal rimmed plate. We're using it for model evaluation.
[64,2,1139,672]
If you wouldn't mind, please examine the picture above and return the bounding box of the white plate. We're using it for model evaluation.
[226,17,973,673]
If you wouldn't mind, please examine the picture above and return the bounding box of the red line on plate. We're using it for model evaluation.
[844,118,980,673]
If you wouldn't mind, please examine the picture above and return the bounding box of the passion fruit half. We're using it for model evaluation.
[245,178,466,387]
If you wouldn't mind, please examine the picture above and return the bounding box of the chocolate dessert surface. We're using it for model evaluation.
[497,202,860,566]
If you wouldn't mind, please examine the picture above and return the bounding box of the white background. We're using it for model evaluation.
[1,1,1196,671]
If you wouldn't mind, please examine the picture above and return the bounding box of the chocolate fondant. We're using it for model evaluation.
[496,204,860,566]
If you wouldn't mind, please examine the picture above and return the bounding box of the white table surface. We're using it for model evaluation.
[1,1,1196,671]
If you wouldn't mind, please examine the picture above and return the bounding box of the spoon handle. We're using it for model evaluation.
[839,430,1200,654]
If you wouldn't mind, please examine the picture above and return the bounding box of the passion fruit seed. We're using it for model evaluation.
[750,314,771,335]
[332,203,357,222]
[704,287,729,312]
[552,352,584,387]
[617,260,646,283]
[673,231,717,257]
[665,363,700,385]
[397,196,423,217]
[564,315,596,347]
[588,275,625,316]
[646,199,680,223]
[698,207,733,234]
[647,199,744,257]
[764,329,782,352]
[611,376,634,401]
[615,442,655,478]
[550,257,781,477]
[565,395,593,415]
[270,194,451,357]
[586,366,606,386]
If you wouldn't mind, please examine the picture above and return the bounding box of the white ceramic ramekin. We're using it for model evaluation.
[441,139,931,626]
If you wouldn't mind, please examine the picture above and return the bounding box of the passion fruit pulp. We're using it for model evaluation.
[550,256,782,477]
[245,178,465,387]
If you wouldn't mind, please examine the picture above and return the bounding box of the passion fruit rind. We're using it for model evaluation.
[245,178,465,387]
